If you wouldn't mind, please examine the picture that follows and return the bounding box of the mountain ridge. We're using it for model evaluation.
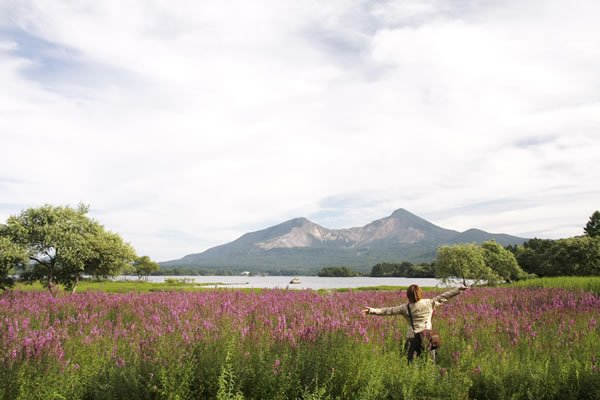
[161,208,527,273]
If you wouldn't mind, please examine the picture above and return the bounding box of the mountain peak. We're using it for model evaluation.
[391,208,415,218]
[285,217,310,225]
[255,217,323,250]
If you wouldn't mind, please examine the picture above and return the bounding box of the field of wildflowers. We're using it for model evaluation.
[1,287,599,399]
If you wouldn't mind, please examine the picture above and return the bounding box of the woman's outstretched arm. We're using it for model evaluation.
[431,286,467,308]
[361,304,407,316]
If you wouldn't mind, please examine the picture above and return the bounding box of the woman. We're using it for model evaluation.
[362,284,467,362]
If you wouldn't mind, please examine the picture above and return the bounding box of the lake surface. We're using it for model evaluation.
[118,275,450,290]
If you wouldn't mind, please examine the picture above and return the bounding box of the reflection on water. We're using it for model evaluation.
[117,275,450,290]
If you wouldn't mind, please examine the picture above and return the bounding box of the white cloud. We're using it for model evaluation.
[1,0,599,260]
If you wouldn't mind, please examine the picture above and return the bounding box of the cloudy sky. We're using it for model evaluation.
[1,0,599,261]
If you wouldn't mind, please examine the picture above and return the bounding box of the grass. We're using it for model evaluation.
[506,276,600,295]
[15,280,439,295]
[14,279,227,293]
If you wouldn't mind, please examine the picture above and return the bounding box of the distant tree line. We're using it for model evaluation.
[509,236,600,277]
[369,261,435,278]
[317,262,435,279]
[436,211,600,283]
[157,267,315,276]
[502,211,600,277]
[318,266,362,277]
[155,267,235,276]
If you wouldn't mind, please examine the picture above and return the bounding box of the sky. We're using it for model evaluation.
[1,0,599,262]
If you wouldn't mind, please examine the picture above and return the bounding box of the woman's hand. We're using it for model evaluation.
[361,308,370,315]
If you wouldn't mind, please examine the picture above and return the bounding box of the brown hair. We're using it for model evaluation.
[406,284,424,303]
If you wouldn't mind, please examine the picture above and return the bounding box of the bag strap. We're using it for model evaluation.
[407,303,416,333]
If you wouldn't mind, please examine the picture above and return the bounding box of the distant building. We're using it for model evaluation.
[241,271,250,276]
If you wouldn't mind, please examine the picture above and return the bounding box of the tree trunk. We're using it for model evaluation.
[47,278,57,297]
[71,274,79,294]
[47,258,57,297]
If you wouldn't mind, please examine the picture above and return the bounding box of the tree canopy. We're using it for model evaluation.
[435,243,499,285]
[370,261,435,278]
[480,240,526,282]
[133,255,160,280]
[436,241,527,285]
[0,236,28,290]
[584,210,600,237]
[2,204,137,294]
[515,236,600,277]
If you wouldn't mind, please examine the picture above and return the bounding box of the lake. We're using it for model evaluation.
[118,275,450,290]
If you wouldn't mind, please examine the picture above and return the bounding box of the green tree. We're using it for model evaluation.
[85,230,137,282]
[481,241,526,282]
[584,210,600,237]
[546,236,600,276]
[133,255,160,280]
[370,261,412,277]
[514,238,554,276]
[369,261,435,278]
[436,243,500,285]
[370,262,397,277]
[0,236,28,290]
[408,263,436,278]
[3,204,137,294]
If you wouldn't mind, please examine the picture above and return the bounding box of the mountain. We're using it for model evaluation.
[160,208,527,274]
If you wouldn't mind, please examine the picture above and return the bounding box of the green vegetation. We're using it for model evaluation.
[370,261,435,278]
[584,210,600,237]
[480,240,528,282]
[435,241,526,285]
[317,266,361,277]
[513,236,600,277]
[133,255,160,280]
[14,279,230,293]
[503,211,600,278]
[157,267,240,276]
[436,243,490,285]
[1,204,136,294]
[157,267,315,276]
[505,276,600,295]
[0,236,28,290]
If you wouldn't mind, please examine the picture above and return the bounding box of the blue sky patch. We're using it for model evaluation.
[1,28,82,80]
[0,27,135,90]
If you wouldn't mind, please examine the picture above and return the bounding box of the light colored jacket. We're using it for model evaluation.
[367,287,462,338]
